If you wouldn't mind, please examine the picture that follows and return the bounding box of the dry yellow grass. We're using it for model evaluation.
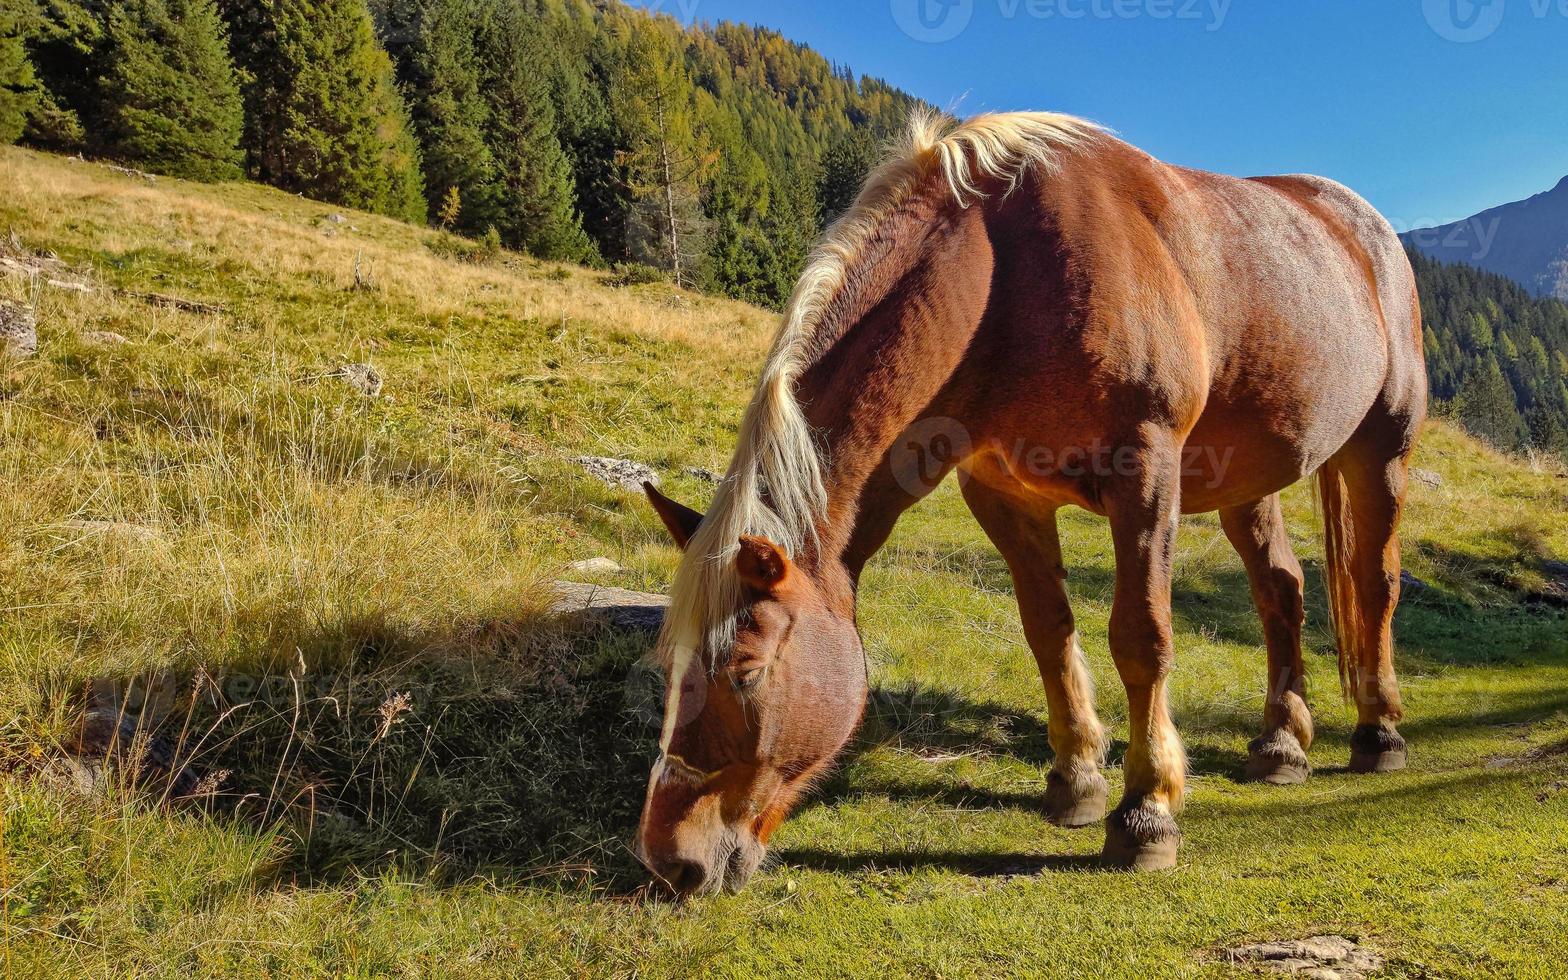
[0,145,777,738]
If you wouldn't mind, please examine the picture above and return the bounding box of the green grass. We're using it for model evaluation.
[1,146,1566,978]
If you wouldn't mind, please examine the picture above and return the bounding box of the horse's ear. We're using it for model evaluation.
[643,482,703,549]
[736,535,791,593]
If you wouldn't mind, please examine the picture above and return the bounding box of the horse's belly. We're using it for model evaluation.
[1179,375,1377,513]
[1178,429,1316,513]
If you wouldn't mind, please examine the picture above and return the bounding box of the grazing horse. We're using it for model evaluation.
[636,111,1427,895]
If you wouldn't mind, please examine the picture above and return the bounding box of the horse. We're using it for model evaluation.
[635,110,1427,896]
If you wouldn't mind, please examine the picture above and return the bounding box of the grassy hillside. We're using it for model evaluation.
[2,146,1567,978]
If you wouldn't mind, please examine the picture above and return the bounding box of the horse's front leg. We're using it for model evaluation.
[961,481,1108,827]
[1101,443,1187,870]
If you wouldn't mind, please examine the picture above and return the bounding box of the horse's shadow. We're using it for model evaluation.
[72,542,1568,895]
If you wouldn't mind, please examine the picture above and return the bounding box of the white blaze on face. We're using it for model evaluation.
[659,644,698,752]
[646,618,703,796]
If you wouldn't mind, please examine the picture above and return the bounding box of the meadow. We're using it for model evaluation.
[1,146,1565,978]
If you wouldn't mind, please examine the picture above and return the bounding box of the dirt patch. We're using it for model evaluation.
[1220,935,1382,979]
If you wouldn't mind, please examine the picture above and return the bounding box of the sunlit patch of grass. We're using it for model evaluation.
[1,146,1566,977]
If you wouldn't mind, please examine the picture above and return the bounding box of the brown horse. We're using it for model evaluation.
[636,111,1427,895]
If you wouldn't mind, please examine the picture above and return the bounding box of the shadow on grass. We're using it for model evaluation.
[778,764,1562,880]
[776,850,1101,877]
[61,534,1568,899]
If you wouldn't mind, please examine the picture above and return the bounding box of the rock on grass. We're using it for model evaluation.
[574,455,658,492]
[1,300,37,357]
[1220,935,1383,979]
[551,581,667,634]
[568,557,624,575]
[336,363,383,397]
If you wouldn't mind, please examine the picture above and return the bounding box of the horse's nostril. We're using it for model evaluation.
[660,858,706,897]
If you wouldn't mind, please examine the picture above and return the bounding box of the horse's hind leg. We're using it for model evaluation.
[961,482,1109,827]
[1220,495,1314,785]
[1322,426,1413,774]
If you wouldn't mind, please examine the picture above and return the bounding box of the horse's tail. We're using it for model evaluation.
[1315,463,1362,701]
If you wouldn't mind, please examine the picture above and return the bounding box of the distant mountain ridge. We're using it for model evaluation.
[1402,176,1568,302]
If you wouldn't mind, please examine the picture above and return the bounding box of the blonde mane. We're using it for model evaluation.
[654,110,1102,750]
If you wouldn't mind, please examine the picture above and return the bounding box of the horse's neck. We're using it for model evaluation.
[793,199,995,592]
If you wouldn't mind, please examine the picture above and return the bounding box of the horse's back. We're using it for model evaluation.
[1243,172,1427,437]
[973,136,1425,511]
[1169,162,1424,503]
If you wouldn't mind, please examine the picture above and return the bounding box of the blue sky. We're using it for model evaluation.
[633,0,1568,225]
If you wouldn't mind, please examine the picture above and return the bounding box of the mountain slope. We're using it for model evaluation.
[1403,176,1568,301]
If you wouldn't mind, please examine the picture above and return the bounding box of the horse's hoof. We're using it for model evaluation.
[1350,748,1408,773]
[1044,768,1108,828]
[1101,804,1180,871]
[1349,724,1407,774]
[1245,754,1311,785]
[1245,730,1311,785]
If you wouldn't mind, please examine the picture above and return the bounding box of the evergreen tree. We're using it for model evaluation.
[818,128,876,225]
[1408,247,1568,452]
[222,0,425,222]
[0,1,39,144]
[613,25,711,286]
[99,0,244,181]
[539,10,622,266]
[475,1,594,261]
[395,0,496,231]
[1527,403,1567,457]
[1457,357,1526,450]
[18,0,97,148]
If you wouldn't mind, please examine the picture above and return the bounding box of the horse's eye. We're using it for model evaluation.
[732,666,765,691]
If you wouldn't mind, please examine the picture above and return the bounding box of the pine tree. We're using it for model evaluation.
[1457,357,1526,450]
[223,0,425,222]
[98,0,244,181]
[613,26,712,287]
[0,1,39,144]
[476,3,594,262]
[1527,403,1567,457]
[818,128,876,225]
[18,0,97,148]
[397,0,496,232]
[541,17,623,266]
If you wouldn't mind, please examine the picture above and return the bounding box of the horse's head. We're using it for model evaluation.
[636,484,867,897]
